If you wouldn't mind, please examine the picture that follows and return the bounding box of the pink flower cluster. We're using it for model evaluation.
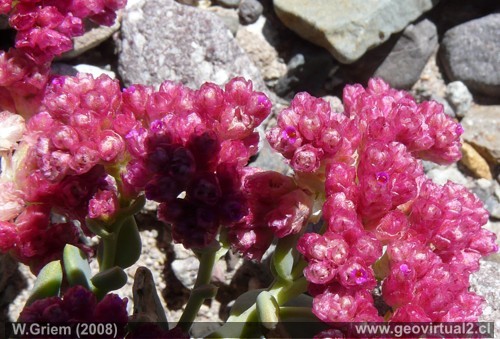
[122,78,272,248]
[1,0,126,64]
[228,170,314,260]
[0,73,126,272]
[268,79,497,326]
[0,49,50,117]
[267,79,463,176]
[0,1,125,119]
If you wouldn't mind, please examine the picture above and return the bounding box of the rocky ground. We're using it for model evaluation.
[1,0,500,337]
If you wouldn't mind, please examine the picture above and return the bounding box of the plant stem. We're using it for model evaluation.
[100,232,118,272]
[208,276,308,338]
[176,245,221,333]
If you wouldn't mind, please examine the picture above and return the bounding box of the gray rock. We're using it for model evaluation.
[469,179,500,219]
[214,0,241,8]
[373,19,438,89]
[238,0,263,25]
[118,0,266,91]
[445,81,473,118]
[439,14,500,97]
[483,221,500,263]
[461,105,500,165]
[471,260,500,339]
[273,0,436,64]
[429,94,455,118]
[249,139,291,174]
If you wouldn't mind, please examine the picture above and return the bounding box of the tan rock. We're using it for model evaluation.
[461,105,500,165]
[460,142,492,180]
[236,27,287,82]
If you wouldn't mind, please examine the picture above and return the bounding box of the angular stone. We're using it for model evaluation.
[439,14,500,97]
[471,260,500,339]
[461,105,500,166]
[273,0,436,64]
[206,6,240,36]
[118,0,265,91]
[373,19,438,89]
[60,18,121,60]
[460,142,492,180]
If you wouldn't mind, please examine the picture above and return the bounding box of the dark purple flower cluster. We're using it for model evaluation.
[122,78,272,249]
[19,285,128,331]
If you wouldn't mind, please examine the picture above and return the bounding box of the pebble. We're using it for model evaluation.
[238,0,263,25]
[460,142,493,180]
[445,81,473,118]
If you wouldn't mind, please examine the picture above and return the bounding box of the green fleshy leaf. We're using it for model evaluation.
[91,266,127,292]
[272,234,299,283]
[113,216,141,269]
[283,293,314,308]
[256,291,280,330]
[229,289,265,317]
[63,244,93,289]
[26,260,63,306]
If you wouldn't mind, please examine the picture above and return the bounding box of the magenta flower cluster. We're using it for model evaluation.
[0,0,127,119]
[266,79,497,327]
[0,50,496,332]
[0,0,126,64]
[0,74,275,271]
